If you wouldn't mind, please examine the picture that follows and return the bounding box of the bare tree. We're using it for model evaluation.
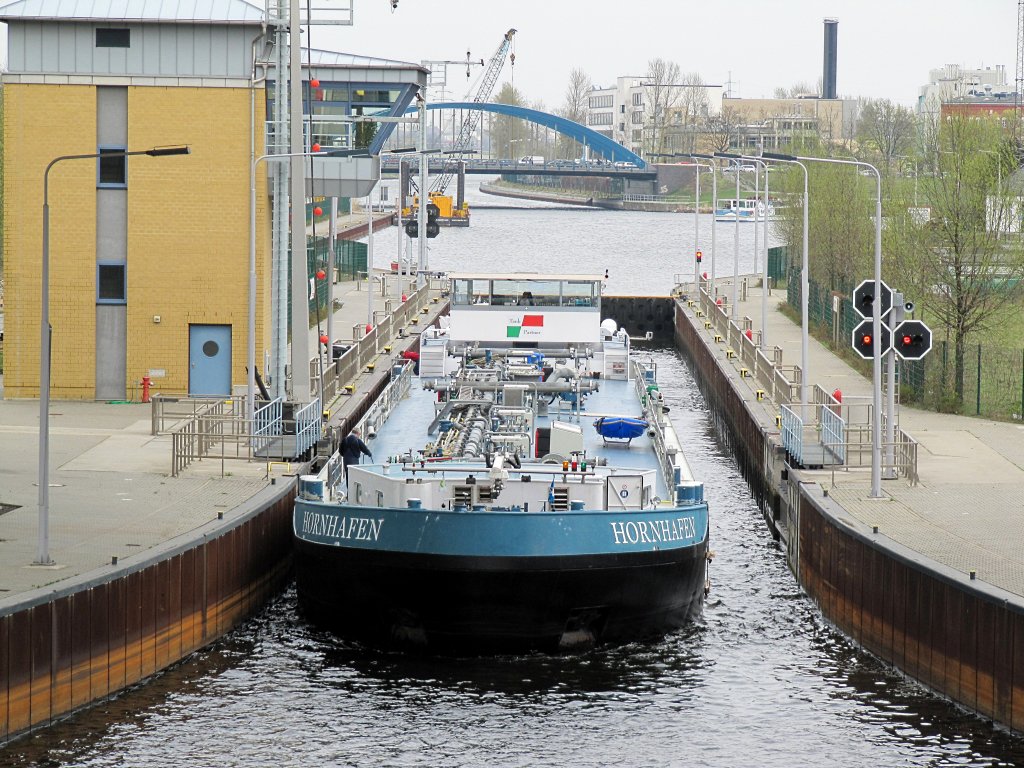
[491,82,528,158]
[561,68,590,124]
[857,98,917,169]
[772,81,818,99]
[556,68,592,159]
[643,57,682,157]
[667,72,710,155]
[705,107,740,154]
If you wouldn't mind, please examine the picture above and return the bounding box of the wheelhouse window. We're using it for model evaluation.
[98,147,127,188]
[96,28,130,48]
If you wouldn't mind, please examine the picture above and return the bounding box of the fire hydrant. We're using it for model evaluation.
[141,376,152,404]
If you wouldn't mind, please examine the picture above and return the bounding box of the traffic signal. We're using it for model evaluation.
[851,319,891,360]
[426,203,440,238]
[404,203,441,238]
[696,250,703,263]
[892,320,932,360]
[852,278,893,320]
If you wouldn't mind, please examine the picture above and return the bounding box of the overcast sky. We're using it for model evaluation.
[311,0,1018,107]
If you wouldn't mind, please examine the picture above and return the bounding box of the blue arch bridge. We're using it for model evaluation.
[381,101,657,182]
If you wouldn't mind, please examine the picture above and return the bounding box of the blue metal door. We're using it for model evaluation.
[189,324,232,397]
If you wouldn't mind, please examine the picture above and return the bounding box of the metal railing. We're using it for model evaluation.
[159,277,448,476]
[152,395,246,435]
[819,401,846,465]
[310,279,442,402]
[779,404,804,463]
[294,398,323,457]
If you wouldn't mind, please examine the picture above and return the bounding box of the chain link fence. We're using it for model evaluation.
[785,264,1024,421]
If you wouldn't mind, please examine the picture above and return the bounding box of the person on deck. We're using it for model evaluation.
[341,428,372,481]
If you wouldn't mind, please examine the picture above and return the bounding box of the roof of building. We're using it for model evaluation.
[0,0,265,24]
[304,48,426,73]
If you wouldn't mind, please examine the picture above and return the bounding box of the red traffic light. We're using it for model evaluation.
[851,319,890,359]
[893,320,932,360]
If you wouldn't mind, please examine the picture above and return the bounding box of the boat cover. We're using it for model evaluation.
[593,416,648,442]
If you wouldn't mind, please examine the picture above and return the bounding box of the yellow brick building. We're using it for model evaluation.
[0,1,271,400]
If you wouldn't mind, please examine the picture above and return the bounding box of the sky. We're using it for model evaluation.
[0,1,1015,108]
[307,0,1019,108]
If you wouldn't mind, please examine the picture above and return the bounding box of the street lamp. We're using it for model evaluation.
[713,152,743,320]
[762,152,810,423]
[738,155,771,348]
[249,149,329,434]
[37,145,190,566]
[650,152,714,294]
[780,153,884,499]
[691,154,719,296]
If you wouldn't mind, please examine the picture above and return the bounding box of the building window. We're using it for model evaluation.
[97,263,127,304]
[632,93,644,106]
[98,147,127,188]
[96,28,130,48]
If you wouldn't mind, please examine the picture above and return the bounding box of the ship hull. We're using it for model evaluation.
[293,502,708,654]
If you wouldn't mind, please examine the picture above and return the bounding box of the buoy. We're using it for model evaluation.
[313,206,323,216]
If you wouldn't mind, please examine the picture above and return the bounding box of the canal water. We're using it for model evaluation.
[5,181,1024,767]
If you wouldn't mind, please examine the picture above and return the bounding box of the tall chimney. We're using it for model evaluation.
[822,18,838,99]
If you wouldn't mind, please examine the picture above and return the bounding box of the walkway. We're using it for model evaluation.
[704,278,1024,600]
[0,267,426,606]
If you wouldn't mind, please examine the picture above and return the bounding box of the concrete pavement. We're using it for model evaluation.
[712,278,1024,600]
[0,265,415,605]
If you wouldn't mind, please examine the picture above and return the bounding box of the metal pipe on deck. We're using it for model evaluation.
[424,380,600,393]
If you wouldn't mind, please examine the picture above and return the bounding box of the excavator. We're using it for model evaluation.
[405,28,516,227]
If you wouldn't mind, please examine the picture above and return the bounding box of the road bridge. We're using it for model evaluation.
[380,155,657,180]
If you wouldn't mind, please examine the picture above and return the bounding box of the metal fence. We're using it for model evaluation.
[786,267,1024,422]
[156,278,446,477]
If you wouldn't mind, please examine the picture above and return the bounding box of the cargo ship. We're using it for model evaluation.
[293,272,710,653]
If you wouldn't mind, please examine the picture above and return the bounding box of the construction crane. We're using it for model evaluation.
[411,28,516,226]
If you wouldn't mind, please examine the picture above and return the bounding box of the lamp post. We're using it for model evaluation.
[691,154,719,296]
[689,160,714,290]
[786,154,884,499]
[713,152,745,320]
[38,145,189,566]
[762,152,810,422]
[739,155,771,348]
[249,149,328,432]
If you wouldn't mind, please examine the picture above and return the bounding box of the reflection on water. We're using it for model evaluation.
[5,213,1024,766]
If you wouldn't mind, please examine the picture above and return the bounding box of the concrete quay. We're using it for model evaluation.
[677,276,1024,733]
[0,268,448,744]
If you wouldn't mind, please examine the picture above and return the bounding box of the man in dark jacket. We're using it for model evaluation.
[341,427,372,480]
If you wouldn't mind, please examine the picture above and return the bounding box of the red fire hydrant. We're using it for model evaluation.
[141,376,152,404]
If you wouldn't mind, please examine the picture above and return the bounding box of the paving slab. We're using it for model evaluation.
[717,279,1024,600]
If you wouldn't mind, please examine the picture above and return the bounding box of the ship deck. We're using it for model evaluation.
[359,372,670,498]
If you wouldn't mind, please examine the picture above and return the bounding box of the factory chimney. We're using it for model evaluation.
[822,18,838,99]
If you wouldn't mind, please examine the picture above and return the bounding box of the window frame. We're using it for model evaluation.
[97,146,128,189]
[96,262,127,305]
[96,28,130,48]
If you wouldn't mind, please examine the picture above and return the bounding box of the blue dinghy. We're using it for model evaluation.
[593,416,649,443]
